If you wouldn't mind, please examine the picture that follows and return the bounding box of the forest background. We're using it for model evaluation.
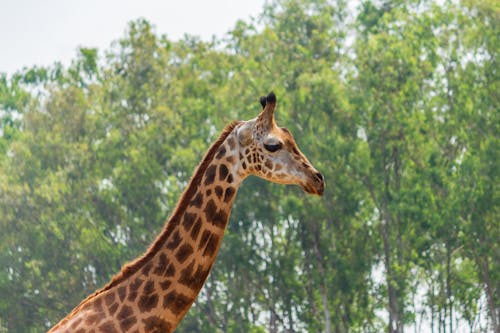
[0,0,498,332]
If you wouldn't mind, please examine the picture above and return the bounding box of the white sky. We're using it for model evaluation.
[0,0,266,75]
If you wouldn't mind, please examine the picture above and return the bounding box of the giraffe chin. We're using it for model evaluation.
[301,182,325,196]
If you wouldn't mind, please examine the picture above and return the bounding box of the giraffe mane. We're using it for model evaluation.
[65,120,242,317]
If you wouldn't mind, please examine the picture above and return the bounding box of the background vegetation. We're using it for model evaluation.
[0,0,498,332]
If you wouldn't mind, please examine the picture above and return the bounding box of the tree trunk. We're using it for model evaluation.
[479,256,499,333]
[381,213,402,333]
[320,284,332,333]
[446,243,453,333]
[269,308,277,333]
[310,219,332,333]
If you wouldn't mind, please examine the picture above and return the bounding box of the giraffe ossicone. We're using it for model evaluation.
[48,92,324,333]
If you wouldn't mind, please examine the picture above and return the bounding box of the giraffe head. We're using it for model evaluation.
[236,92,325,195]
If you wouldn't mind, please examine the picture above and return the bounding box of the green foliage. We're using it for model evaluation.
[0,0,498,332]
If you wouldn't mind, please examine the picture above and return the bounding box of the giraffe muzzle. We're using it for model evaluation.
[302,171,325,196]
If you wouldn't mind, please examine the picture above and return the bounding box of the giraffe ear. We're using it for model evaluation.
[260,96,267,109]
[237,123,252,146]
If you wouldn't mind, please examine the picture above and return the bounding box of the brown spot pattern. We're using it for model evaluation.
[138,293,159,312]
[118,286,126,302]
[182,212,196,231]
[192,264,212,290]
[142,316,172,333]
[141,262,153,276]
[190,192,203,208]
[117,305,136,331]
[215,146,226,159]
[85,313,103,326]
[109,302,119,316]
[179,260,212,290]
[204,199,217,221]
[166,230,182,250]
[204,165,217,185]
[178,260,195,287]
[128,289,138,302]
[163,291,192,315]
[165,263,175,277]
[104,292,115,306]
[175,243,194,263]
[143,280,155,294]
[224,187,235,203]
[129,278,144,293]
[213,209,228,228]
[99,321,118,333]
[265,159,273,170]
[151,254,175,277]
[204,199,228,228]
[198,230,211,250]
[219,164,229,180]
[203,234,219,257]
[94,297,103,311]
[190,218,202,241]
[214,186,223,198]
[153,253,169,276]
[160,280,172,290]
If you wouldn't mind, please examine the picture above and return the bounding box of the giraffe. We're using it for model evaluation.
[47,92,324,333]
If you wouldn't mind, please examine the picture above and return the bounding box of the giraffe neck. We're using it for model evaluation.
[48,122,244,333]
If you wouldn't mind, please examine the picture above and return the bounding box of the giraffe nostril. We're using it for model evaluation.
[315,172,324,183]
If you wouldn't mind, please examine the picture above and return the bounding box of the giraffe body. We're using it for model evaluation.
[48,93,324,333]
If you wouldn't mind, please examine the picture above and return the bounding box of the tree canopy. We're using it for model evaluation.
[0,0,498,332]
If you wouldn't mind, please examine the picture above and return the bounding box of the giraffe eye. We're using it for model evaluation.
[264,142,283,152]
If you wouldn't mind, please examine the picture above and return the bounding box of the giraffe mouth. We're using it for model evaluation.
[302,172,325,196]
[303,184,325,196]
